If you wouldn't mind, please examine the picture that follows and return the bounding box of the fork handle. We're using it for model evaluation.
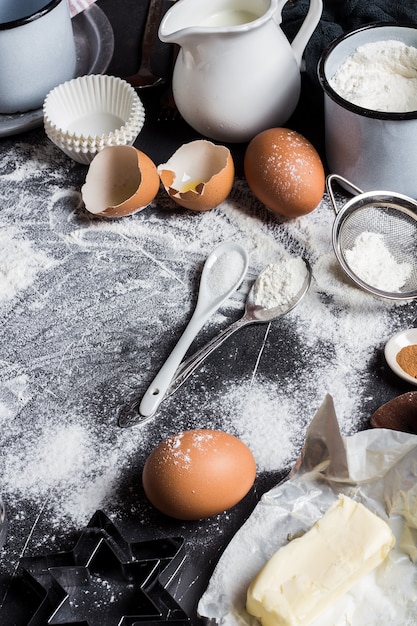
[141,0,164,65]
[167,315,254,396]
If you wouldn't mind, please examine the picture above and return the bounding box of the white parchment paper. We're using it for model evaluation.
[198,395,417,625]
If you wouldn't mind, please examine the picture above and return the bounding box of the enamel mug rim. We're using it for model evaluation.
[0,0,62,29]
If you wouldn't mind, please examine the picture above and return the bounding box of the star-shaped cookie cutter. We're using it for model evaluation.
[17,510,190,625]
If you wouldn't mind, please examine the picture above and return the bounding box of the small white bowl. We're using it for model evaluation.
[384,328,417,386]
[43,74,145,164]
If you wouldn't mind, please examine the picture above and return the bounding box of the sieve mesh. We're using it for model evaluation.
[328,175,417,299]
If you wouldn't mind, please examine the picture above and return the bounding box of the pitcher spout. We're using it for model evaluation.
[158,0,207,45]
[158,0,272,45]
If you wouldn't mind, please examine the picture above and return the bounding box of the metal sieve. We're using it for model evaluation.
[327,174,417,300]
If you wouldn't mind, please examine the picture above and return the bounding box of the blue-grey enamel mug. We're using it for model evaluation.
[0,0,76,114]
[318,23,417,199]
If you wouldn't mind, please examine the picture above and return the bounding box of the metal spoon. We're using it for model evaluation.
[136,242,249,420]
[166,258,312,397]
[124,0,166,88]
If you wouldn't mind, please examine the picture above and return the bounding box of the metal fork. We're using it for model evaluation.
[124,0,166,89]
[158,45,181,121]
[158,86,180,121]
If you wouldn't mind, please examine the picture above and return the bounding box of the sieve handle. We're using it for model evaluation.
[326,174,364,215]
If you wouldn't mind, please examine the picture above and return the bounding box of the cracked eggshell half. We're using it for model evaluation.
[158,140,234,211]
[81,145,160,217]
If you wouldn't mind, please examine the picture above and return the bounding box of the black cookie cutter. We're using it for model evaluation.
[13,510,190,626]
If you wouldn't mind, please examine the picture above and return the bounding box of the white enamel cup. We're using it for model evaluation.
[318,23,417,198]
[0,0,76,114]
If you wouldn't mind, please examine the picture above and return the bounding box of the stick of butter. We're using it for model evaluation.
[246,495,395,626]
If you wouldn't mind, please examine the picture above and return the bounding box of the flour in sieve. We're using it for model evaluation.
[345,231,412,292]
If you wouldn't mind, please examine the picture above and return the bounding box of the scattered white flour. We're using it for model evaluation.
[0,227,56,303]
[162,431,216,470]
[345,231,412,292]
[207,249,245,298]
[330,39,417,112]
[0,136,415,592]
[253,256,307,309]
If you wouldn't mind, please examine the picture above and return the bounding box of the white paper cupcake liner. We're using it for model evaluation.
[43,74,145,163]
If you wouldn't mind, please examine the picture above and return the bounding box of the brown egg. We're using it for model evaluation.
[244,128,325,218]
[158,140,235,211]
[81,145,160,217]
[142,429,256,520]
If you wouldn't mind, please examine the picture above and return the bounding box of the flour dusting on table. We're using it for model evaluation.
[0,227,56,303]
[0,137,414,586]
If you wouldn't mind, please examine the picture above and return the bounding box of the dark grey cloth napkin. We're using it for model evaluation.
[283,0,417,80]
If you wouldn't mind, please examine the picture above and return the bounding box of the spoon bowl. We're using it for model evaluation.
[244,263,312,322]
[124,0,166,89]
[167,257,312,396]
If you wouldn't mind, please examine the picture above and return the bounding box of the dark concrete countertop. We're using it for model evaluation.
[0,2,415,624]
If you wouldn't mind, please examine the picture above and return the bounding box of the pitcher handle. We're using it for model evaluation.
[290,0,323,67]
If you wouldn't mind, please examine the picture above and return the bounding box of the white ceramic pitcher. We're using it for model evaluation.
[159,0,322,142]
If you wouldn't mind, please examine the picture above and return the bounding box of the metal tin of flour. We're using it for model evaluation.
[318,23,417,199]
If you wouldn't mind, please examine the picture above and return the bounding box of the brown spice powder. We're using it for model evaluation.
[396,344,417,378]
